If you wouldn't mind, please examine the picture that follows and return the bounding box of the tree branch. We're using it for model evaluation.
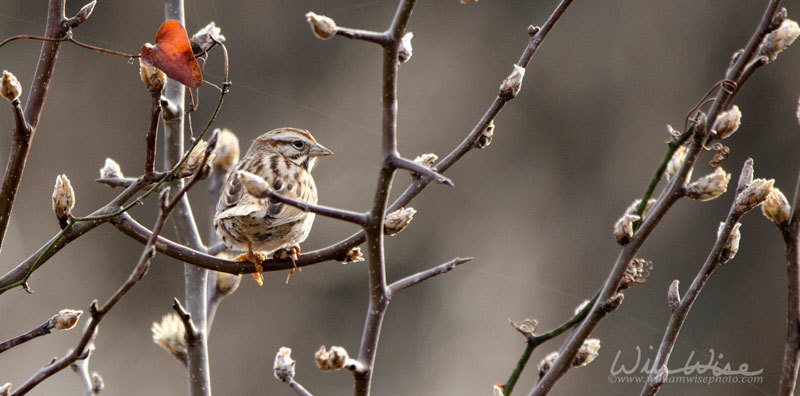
[387,257,471,296]
[389,156,453,187]
[0,315,58,354]
[335,27,389,46]
[778,166,800,396]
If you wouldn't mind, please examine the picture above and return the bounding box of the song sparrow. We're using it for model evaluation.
[213,127,332,284]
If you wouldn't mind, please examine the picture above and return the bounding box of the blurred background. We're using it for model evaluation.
[0,0,798,395]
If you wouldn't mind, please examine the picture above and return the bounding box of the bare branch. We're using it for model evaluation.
[0,310,80,354]
[334,27,389,46]
[390,156,453,187]
[388,257,471,296]
[70,341,102,396]
[778,167,800,396]
[145,93,161,178]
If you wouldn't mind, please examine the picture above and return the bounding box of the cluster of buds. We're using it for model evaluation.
[214,271,241,297]
[305,12,336,40]
[191,21,226,54]
[335,246,364,264]
[711,105,742,139]
[1,70,21,103]
[139,58,166,94]
[51,309,82,330]
[212,128,240,173]
[398,32,414,63]
[613,199,655,245]
[99,158,123,179]
[762,187,791,226]
[499,64,525,100]
[759,18,800,61]
[151,313,188,365]
[665,145,688,181]
[384,207,416,235]
[618,258,651,292]
[179,140,216,178]
[538,338,601,377]
[273,347,296,381]
[734,178,774,215]
[685,167,730,201]
[52,174,75,228]
[718,222,742,264]
[314,345,353,371]
[476,120,495,149]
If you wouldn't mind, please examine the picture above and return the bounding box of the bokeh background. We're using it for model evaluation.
[0,1,798,395]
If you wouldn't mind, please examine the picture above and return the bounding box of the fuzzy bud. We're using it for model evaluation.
[538,352,559,378]
[1,70,21,103]
[336,246,364,264]
[71,0,96,26]
[91,373,104,393]
[685,167,731,201]
[600,293,624,313]
[52,174,75,228]
[613,213,639,245]
[510,318,537,337]
[499,64,525,100]
[179,140,215,177]
[191,21,225,54]
[493,384,504,396]
[712,105,742,139]
[574,300,591,315]
[573,338,601,367]
[668,280,681,312]
[99,158,123,179]
[305,12,336,40]
[214,271,241,297]
[212,128,240,172]
[762,187,791,226]
[273,347,296,381]
[665,145,688,181]
[476,120,495,149]
[624,198,657,218]
[384,207,416,235]
[0,383,9,396]
[398,32,414,63]
[139,58,166,94]
[315,345,350,371]
[413,153,438,169]
[237,170,270,198]
[719,222,741,264]
[734,178,774,215]
[759,18,800,61]
[151,313,187,364]
[619,258,651,292]
[52,309,82,330]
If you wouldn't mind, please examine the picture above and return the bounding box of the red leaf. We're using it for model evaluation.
[140,20,203,88]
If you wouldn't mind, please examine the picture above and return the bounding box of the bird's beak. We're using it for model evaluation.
[309,143,333,157]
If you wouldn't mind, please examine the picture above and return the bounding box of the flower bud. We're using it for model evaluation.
[305,12,336,40]
[538,351,559,378]
[191,21,225,54]
[762,187,791,226]
[384,207,416,235]
[600,293,624,313]
[179,140,215,177]
[99,158,123,179]
[274,347,296,381]
[665,145,688,181]
[668,280,681,312]
[493,384,504,396]
[237,170,270,198]
[413,153,438,168]
[52,309,82,330]
[398,32,414,63]
[618,258,651,291]
[759,18,800,61]
[139,58,166,94]
[574,300,591,315]
[1,70,21,103]
[719,222,741,264]
[152,313,187,364]
[613,213,639,245]
[336,246,364,264]
[624,198,657,218]
[212,128,240,172]
[91,373,104,393]
[711,105,741,139]
[734,178,774,215]
[72,0,96,26]
[685,167,730,201]
[0,383,9,396]
[476,120,495,149]
[573,338,601,367]
[52,174,75,228]
[315,345,350,371]
[214,271,241,297]
[499,64,525,99]
[510,318,537,337]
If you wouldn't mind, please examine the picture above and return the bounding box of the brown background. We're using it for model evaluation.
[0,1,798,395]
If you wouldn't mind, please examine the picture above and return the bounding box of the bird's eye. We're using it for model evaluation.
[292,140,304,149]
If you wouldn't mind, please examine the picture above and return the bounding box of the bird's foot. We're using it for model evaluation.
[234,250,268,286]
[274,246,301,284]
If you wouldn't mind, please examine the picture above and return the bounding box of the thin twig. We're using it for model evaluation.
[0,316,56,354]
[145,93,162,178]
[70,340,101,396]
[387,257,471,296]
[778,166,800,396]
[531,2,782,394]
[334,27,389,46]
[0,34,139,59]
[257,185,370,226]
